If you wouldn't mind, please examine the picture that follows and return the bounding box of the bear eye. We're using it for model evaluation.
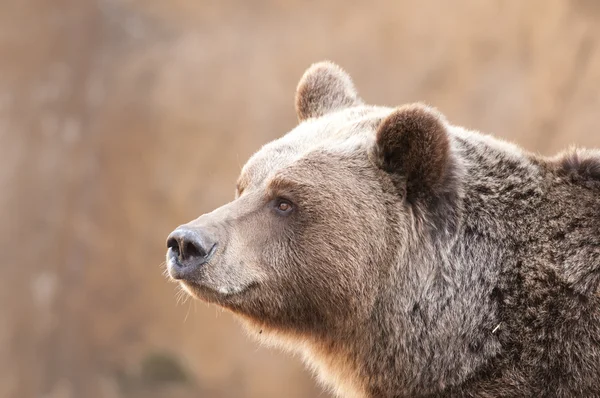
[274,198,294,215]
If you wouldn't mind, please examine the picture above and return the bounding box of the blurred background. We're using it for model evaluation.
[1,0,599,397]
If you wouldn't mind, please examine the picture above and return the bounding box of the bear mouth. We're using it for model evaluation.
[178,279,259,306]
[165,250,259,303]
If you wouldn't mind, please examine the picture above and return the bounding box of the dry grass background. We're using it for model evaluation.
[1,0,599,397]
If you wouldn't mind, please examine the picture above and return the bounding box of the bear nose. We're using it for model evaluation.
[166,227,216,267]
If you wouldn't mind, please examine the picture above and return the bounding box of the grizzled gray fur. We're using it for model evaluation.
[166,61,600,397]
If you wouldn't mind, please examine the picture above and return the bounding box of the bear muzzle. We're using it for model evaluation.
[166,227,217,280]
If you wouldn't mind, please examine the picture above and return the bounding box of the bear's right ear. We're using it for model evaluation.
[295,61,363,121]
[371,104,451,200]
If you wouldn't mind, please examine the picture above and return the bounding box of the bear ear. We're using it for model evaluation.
[295,61,363,121]
[372,103,450,199]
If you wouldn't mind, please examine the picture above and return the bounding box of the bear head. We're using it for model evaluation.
[165,61,458,338]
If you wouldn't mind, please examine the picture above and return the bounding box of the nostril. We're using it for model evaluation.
[167,237,180,254]
[184,240,207,259]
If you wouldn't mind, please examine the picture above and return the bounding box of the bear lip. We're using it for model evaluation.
[181,280,260,305]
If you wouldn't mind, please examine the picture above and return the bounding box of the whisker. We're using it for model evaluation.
[175,287,186,305]
[184,300,192,323]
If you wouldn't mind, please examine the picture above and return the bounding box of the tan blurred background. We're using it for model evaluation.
[1,0,599,397]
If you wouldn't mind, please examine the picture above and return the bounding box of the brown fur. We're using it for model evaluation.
[295,61,363,121]
[554,147,600,189]
[166,61,600,397]
[372,104,451,201]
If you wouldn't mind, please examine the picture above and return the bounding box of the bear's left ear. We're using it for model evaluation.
[295,61,363,121]
[371,103,451,199]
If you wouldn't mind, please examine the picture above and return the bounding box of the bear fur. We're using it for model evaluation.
[166,61,600,397]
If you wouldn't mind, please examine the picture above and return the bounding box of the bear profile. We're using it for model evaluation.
[166,61,600,397]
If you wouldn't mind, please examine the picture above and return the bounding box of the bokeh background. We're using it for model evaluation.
[2,0,600,397]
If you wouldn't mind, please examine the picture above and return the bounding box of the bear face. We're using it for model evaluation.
[166,62,452,336]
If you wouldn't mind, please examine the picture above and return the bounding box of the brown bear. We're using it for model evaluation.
[165,61,600,397]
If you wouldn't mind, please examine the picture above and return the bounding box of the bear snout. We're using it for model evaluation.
[166,227,217,280]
